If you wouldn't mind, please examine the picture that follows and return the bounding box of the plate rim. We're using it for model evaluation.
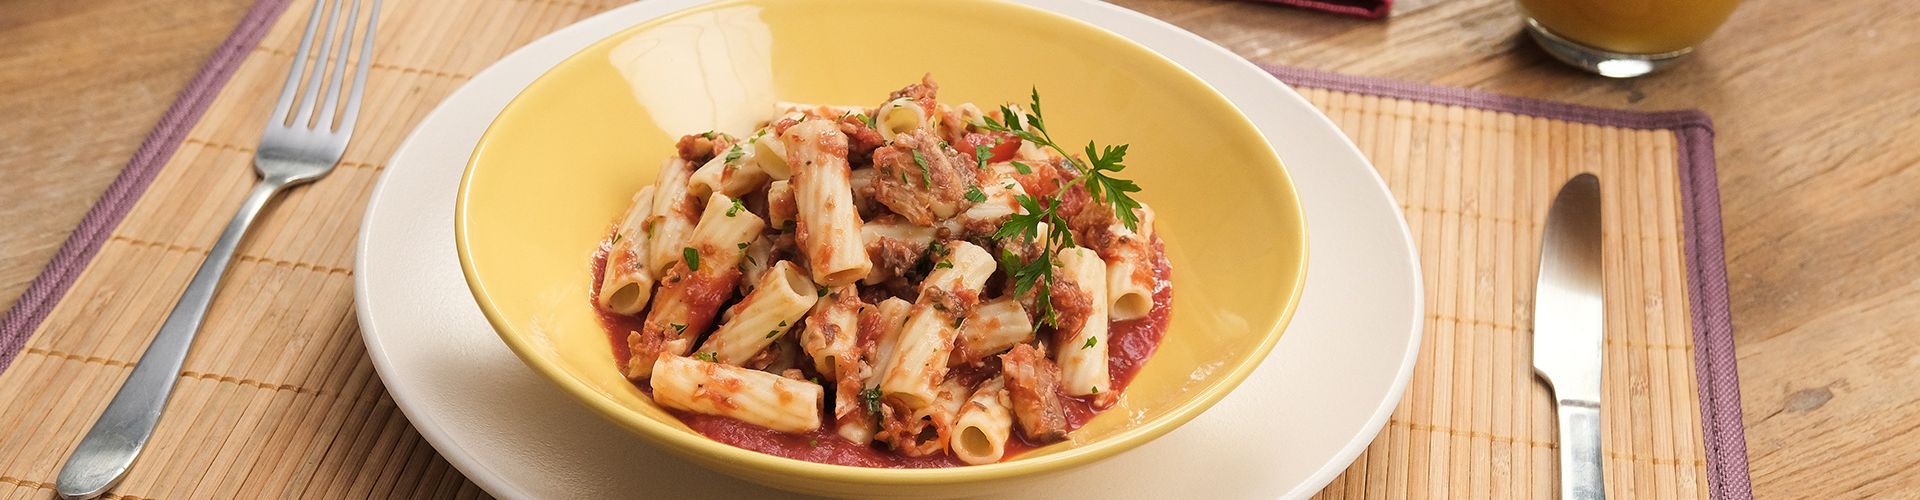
[355,0,1422,497]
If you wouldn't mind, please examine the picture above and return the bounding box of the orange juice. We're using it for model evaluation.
[1518,0,1740,54]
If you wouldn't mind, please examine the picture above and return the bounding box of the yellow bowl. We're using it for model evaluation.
[456,0,1307,496]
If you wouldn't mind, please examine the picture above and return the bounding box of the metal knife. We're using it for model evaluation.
[1532,173,1606,500]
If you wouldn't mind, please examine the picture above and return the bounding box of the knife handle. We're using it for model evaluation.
[1556,400,1605,500]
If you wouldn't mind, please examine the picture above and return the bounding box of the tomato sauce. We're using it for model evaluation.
[589,236,1174,468]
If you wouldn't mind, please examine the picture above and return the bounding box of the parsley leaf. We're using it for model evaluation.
[671,323,687,333]
[1082,336,1097,349]
[765,329,781,339]
[861,387,883,417]
[977,88,1145,324]
[683,247,700,271]
[911,149,932,187]
[699,131,716,139]
[695,351,717,362]
[974,144,991,169]
[726,197,746,217]
[964,185,987,203]
[724,145,744,165]
[934,260,954,270]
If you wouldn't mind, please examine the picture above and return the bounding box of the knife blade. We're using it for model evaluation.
[1532,173,1605,500]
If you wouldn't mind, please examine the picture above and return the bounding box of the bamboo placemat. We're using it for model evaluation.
[0,0,1750,498]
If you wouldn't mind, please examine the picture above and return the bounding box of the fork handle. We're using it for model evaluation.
[56,179,284,499]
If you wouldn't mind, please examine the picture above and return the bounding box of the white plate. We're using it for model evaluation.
[354,1,1421,498]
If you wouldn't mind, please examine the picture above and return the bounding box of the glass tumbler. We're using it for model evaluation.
[1518,0,1741,78]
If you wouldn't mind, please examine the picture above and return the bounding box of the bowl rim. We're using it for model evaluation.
[453,0,1310,485]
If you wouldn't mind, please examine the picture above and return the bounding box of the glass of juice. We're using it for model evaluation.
[1517,0,1741,78]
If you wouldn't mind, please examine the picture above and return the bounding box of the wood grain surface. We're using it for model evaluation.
[1,0,1914,498]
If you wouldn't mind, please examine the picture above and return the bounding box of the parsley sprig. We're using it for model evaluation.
[978,88,1143,325]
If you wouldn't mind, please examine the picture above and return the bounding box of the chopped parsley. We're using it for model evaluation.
[974,144,991,169]
[911,149,932,187]
[670,323,687,333]
[610,233,622,245]
[765,329,781,339]
[737,241,749,250]
[861,387,883,417]
[694,351,717,362]
[725,197,746,217]
[1082,336,1098,349]
[724,145,744,164]
[963,185,987,203]
[816,285,829,297]
[1010,160,1033,175]
[699,131,716,139]
[856,112,876,129]
[934,260,954,270]
[682,247,700,271]
[1090,385,1100,394]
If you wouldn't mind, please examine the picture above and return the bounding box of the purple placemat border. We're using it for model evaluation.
[1261,64,1752,499]
[1254,0,1392,19]
[0,0,294,372]
[0,3,1747,496]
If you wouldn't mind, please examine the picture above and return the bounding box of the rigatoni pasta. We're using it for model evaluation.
[694,260,816,365]
[598,185,657,315]
[1052,247,1112,400]
[951,375,1013,465]
[625,192,765,379]
[783,120,873,286]
[650,353,822,434]
[877,241,993,409]
[588,77,1168,467]
[646,157,699,274]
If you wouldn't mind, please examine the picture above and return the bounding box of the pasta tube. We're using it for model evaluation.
[651,354,822,434]
[647,157,700,274]
[952,376,1012,465]
[1106,204,1156,321]
[688,138,772,199]
[598,185,657,315]
[950,298,1034,367]
[1053,247,1112,400]
[626,193,766,379]
[694,261,817,365]
[782,119,872,286]
[877,241,993,409]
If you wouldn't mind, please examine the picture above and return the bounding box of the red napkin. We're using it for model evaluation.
[1256,0,1391,19]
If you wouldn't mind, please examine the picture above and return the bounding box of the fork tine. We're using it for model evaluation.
[316,0,361,131]
[293,0,345,128]
[335,0,382,137]
[269,0,329,126]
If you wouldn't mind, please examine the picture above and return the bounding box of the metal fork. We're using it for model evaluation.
[55,1,380,497]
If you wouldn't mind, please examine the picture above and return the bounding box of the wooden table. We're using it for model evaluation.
[3,0,1914,497]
